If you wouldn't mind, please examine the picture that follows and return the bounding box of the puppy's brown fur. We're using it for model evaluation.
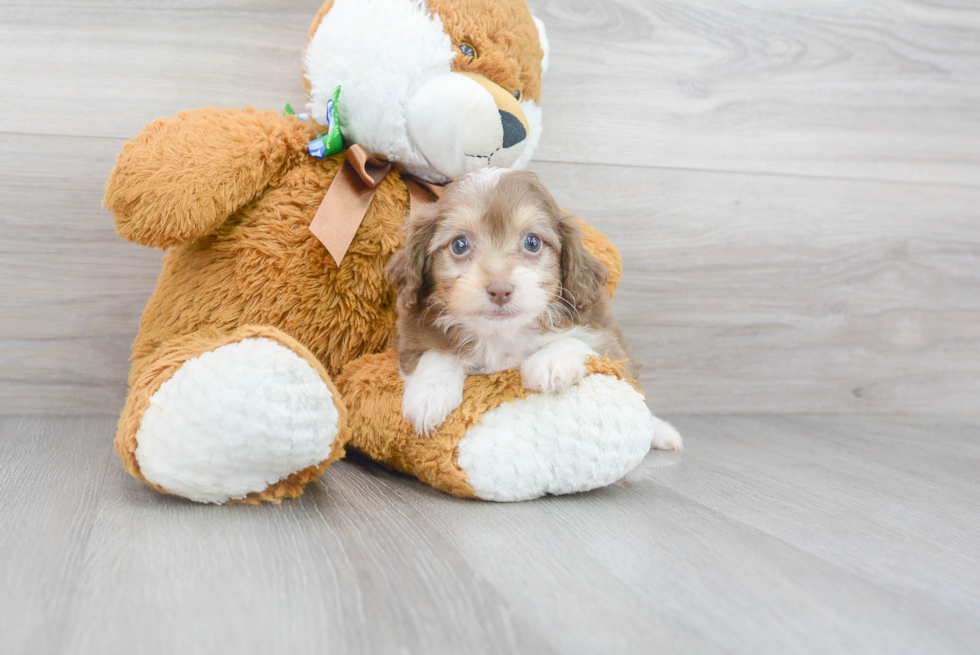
[387,169,634,379]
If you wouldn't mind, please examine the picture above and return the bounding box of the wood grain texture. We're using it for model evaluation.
[0,417,113,652]
[0,417,555,655]
[529,162,980,413]
[528,0,980,185]
[636,415,980,627]
[1,0,979,414]
[2,1,978,185]
[0,4,311,141]
[1,414,978,654]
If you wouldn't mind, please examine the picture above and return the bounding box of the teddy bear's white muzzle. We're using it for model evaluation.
[406,72,528,180]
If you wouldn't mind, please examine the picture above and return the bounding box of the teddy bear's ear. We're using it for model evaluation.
[532,16,549,76]
[307,1,334,45]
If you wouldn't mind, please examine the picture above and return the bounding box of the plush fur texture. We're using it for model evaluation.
[108,111,407,378]
[304,0,548,182]
[337,350,648,500]
[428,0,545,102]
[105,107,622,501]
[114,325,349,505]
[106,108,309,250]
[458,372,654,501]
[305,0,455,177]
[136,337,342,503]
[306,0,546,102]
[105,0,632,503]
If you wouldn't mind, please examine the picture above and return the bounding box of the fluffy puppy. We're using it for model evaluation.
[387,168,680,451]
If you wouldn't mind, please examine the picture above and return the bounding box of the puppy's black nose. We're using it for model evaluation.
[487,282,514,306]
[499,110,527,149]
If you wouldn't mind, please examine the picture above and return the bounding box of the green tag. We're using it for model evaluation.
[283,103,295,116]
[307,86,344,159]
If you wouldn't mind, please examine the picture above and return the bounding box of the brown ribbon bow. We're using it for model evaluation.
[309,144,445,266]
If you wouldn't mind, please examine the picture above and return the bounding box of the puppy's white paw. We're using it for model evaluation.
[521,350,587,394]
[401,352,466,435]
[650,415,683,451]
[402,377,463,435]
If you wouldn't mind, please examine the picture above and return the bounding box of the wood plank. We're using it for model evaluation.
[0,416,114,653]
[3,414,978,654]
[2,1,978,185]
[364,415,980,654]
[528,0,980,185]
[0,133,161,343]
[0,4,310,141]
[0,340,131,415]
[530,161,980,414]
[57,435,555,655]
[0,132,156,414]
[630,415,980,623]
[0,132,160,344]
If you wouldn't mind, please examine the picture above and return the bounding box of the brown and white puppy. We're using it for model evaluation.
[387,168,642,436]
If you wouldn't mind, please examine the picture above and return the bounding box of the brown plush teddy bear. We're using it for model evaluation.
[104,0,679,505]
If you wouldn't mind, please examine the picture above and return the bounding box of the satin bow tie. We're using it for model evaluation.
[309,144,446,266]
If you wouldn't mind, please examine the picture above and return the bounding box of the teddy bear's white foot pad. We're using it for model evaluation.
[457,374,655,502]
[135,338,340,503]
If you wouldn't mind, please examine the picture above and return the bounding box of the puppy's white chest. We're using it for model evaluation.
[462,329,542,375]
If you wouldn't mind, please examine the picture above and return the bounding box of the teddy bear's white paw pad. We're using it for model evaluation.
[650,415,683,451]
[457,374,654,501]
[135,338,339,503]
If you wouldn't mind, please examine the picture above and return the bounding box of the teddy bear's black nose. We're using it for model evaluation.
[499,110,527,149]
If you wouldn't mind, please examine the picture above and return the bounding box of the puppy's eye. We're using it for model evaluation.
[512,89,523,101]
[458,43,476,60]
[451,236,470,256]
[523,233,541,253]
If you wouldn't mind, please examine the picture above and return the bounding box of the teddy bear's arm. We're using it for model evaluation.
[104,108,309,249]
[571,215,623,298]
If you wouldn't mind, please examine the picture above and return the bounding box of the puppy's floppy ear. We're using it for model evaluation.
[558,212,609,312]
[386,203,441,309]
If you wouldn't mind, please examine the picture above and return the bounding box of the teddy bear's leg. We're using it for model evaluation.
[117,326,348,504]
[338,351,660,502]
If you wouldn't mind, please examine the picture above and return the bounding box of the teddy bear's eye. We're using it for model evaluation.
[512,89,523,101]
[458,43,476,60]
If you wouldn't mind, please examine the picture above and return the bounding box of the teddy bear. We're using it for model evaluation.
[104,0,679,505]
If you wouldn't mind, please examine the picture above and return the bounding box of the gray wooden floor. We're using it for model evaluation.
[1,415,978,654]
[2,0,979,652]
